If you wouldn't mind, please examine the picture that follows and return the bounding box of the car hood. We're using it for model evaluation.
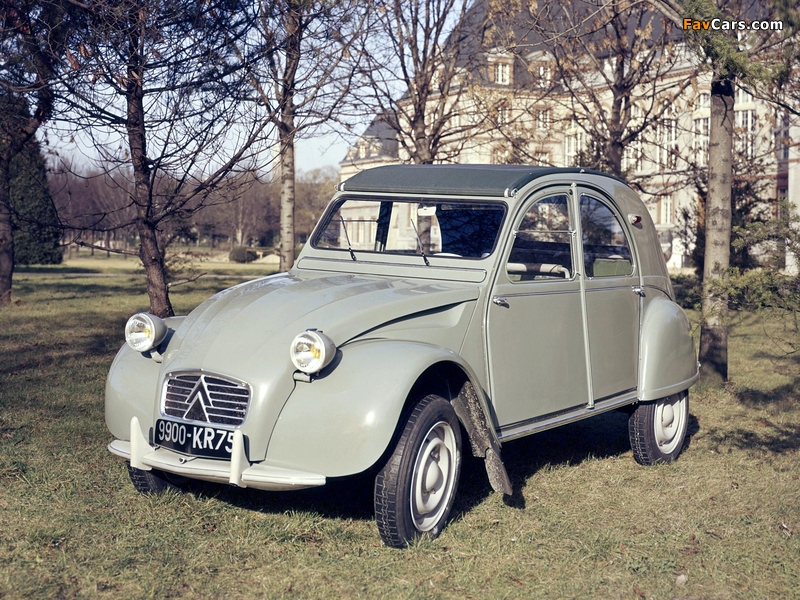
[162,271,479,374]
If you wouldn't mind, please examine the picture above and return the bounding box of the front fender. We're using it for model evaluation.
[639,296,699,401]
[105,342,162,441]
[266,339,478,478]
[105,316,184,441]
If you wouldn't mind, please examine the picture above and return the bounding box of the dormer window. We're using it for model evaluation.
[537,64,551,86]
[494,62,511,85]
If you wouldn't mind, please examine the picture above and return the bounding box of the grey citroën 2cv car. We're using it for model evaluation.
[106,165,699,547]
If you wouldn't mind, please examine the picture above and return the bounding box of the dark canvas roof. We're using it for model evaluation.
[339,164,621,197]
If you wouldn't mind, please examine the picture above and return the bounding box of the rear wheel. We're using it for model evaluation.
[628,391,689,465]
[374,395,462,548]
[127,463,186,494]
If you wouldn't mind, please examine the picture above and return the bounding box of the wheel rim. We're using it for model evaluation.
[409,420,458,532]
[653,393,687,454]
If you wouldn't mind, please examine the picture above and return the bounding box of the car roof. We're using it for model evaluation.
[338,164,625,197]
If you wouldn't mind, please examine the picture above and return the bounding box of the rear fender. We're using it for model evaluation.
[639,296,699,400]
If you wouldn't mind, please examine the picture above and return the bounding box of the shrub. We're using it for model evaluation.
[229,247,257,263]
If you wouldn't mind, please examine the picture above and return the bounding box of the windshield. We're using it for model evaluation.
[313,198,506,260]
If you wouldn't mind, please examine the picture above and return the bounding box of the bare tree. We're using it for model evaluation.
[53,0,272,317]
[49,163,138,255]
[654,0,800,383]
[0,0,78,304]
[534,0,693,179]
[194,172,278,250]
[234,0,369,271]
[356,0,493,164]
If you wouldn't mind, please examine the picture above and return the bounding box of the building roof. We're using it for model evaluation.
[339,164,622,197]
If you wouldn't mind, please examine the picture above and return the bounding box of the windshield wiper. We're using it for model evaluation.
[410,219,431,266]
[339,216,357,261]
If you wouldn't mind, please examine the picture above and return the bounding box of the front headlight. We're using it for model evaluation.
[125,313,168,352]
[290,329,336,374]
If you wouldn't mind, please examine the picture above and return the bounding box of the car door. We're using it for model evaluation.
[578,191,641,402]
[486,190,590,427]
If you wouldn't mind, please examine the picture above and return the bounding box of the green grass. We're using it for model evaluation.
[1,273,799,599]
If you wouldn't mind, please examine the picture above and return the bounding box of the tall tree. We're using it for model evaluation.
[0,0,78,304]
[235,0,369,271]
[537,0,693,179]
[10,137,62,265]
[56,0,271,317]
[357,0,489,164]
[654,0,800,382]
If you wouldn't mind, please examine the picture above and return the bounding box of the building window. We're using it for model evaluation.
[736,87,753,106]
[657,116,678,170]
[492,147,511,164]
[537,64,551,86]
[495,102,510,125]
[697,93,710,109]
[735,109,756,159]
[776,113,790,160]
[565,129,584,167]
[659,194,674,225]
[535,109,550,131]
[494,62,511,85]
[693,117,709,166]
[533,151,550,166]
[622,138,643,173]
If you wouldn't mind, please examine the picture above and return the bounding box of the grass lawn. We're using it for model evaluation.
[0,271,798,599]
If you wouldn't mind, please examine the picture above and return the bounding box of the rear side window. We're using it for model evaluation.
[506,194,573,282]
[580,195,634,277]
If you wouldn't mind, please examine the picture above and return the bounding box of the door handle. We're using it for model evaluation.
[632,286,646,297]
[492,296,509,307]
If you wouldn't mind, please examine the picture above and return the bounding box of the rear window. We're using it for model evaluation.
[313,198,506,259]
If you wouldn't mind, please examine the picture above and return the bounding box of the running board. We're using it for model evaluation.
[497,391,638,443]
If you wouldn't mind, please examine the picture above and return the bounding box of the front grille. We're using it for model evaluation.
[161,372,251,426]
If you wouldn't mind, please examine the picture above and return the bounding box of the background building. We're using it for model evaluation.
[340,1,798,271]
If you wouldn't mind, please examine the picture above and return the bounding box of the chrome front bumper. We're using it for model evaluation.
[108,417,326,491]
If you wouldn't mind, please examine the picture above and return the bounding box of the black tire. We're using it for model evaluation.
[628,391,689,465]
[374,395,462,548]
[127,463,186,494]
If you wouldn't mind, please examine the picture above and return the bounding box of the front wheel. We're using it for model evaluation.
[127,463,186,494]
[374,395,462,548]
[628,391,689,465]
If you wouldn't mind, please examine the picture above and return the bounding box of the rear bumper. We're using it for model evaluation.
[108,417,326,491]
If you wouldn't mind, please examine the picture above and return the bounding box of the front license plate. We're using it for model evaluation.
[154,419,235,459]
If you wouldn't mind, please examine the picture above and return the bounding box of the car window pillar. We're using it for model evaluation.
[569,182,595,408]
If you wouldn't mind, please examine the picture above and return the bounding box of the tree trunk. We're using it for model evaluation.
[277,3,301,273]
[0,161,14,305]
[278,130,296,272]
[125,5,173,318]
[698,72,734,383]
[138,217,173,318]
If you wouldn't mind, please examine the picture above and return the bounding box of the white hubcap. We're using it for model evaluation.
[410,421,457,532]
[654,393,687,454]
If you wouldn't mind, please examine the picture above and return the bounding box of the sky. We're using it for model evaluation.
[295,132,351,174]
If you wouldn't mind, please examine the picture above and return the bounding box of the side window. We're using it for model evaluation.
[506,194,573,282]
[580,195,634,277]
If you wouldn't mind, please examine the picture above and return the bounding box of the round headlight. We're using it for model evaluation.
[125,313,168,352]
[290,330,336,374]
